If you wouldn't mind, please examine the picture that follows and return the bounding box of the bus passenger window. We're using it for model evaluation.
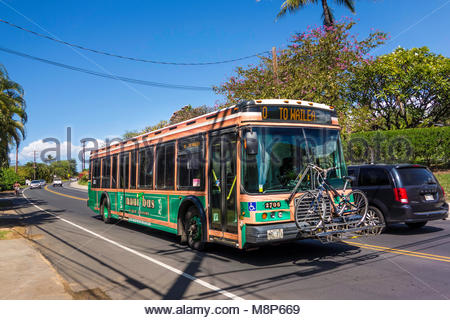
[92,159,101,188]
[130,150,137,189]
[101,157,111,188]
[119,152,129,189]
[111,155,118,189]
[156,143,175,190]
[177,137,204,190]
[138,147,153,189]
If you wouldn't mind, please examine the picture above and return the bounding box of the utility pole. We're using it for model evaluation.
[82,140,86,171]
[272,46,280,85]
[33,150,37,180]
[15,145,18,173]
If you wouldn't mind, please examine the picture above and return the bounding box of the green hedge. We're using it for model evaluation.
[0,167,24,191]
[343,127,450,169]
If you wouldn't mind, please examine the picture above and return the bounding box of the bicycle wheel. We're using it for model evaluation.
[337,189,368,226]
[295,191,331,231]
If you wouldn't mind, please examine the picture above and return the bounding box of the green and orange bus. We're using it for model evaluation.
[88,99,365,250]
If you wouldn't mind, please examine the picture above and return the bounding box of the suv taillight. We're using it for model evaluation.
[394,188,409,204]
[441,186,446,200]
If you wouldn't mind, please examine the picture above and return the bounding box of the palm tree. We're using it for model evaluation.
[0,65,27,168]
[277,0,356,27]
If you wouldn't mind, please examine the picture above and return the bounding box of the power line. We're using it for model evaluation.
[0,18,269,66]
[0,46,213,91]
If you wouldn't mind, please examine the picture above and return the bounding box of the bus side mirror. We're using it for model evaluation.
[245,131,258,155]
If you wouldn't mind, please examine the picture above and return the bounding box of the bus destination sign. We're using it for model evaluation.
[260,105,332,124]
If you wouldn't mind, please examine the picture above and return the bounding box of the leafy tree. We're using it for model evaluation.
[17,164,34,180]
[24,162,52,181]
[123,120,169,139]
[123,130,141,139]
[348,47,450,131]
[277,0,356,27]
[169,105,214,124]
[0,65,27,168]
[44,154,55,164]
[49,160,77,179]
[124,104,214,138]
[0,167,23,190]
[214,21,387,132]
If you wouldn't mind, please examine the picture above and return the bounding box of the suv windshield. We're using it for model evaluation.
[242,127,347,194]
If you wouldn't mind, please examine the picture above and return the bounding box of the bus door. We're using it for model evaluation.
[209,130,238,241]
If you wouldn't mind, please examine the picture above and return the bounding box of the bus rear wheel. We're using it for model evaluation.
[185,207,205,251]
[100,200,112,224]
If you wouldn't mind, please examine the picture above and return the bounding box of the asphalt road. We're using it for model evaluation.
[16,183,450,300]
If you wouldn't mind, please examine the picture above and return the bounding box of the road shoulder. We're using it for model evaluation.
[68,181,88,191]
[0,195,72,299]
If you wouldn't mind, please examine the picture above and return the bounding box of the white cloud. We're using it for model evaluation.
[14,131,124,169]
[18,138,109,164]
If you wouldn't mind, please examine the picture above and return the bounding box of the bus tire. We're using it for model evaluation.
[185,206,205,251]
[100,200,112,224]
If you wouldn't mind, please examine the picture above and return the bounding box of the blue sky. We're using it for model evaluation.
[1,0,449,167]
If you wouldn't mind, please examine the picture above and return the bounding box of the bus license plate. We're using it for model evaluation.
[425,194,434,201]
[267,229,283,240]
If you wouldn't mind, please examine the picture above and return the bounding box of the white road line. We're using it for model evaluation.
[22,190,243,300]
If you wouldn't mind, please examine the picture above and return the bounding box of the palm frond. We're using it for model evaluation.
[277,0,318,18]
[334,0,356,13]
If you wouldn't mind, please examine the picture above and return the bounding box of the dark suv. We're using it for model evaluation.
[348,164,448,229]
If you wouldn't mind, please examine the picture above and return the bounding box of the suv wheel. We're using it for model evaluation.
[405,221,427,229]
[366,206,386,233]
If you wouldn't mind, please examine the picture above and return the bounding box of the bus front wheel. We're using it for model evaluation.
[185,207,205,251]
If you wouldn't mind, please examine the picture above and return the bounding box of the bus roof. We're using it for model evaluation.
[91,99,336,156]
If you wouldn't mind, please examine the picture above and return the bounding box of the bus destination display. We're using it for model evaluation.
[260,105,332,124]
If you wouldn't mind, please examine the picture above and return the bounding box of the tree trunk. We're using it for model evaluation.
[321,0,333,26]
[15,145,18,173]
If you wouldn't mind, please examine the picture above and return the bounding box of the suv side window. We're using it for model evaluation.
[359,168,390,186]
[348,168,356,177]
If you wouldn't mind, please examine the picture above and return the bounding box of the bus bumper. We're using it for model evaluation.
[245,223,300,245]
[245,221,383,245]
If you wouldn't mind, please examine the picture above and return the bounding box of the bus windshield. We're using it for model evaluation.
[242,127,347,194]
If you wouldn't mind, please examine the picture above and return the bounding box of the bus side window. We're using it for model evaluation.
[138,147,153,189]
[156,142,175,190]
[92,159,101,188]
[130,150,137,189]
[89,159,92,181]
[119,152,129,189]
[101,156,111,189]
[177,136,204,190]
[111,155,118,189]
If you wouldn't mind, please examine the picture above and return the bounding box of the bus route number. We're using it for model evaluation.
[264,201,281,209]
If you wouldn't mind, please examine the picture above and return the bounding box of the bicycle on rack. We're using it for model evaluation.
[288,163,369,232]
